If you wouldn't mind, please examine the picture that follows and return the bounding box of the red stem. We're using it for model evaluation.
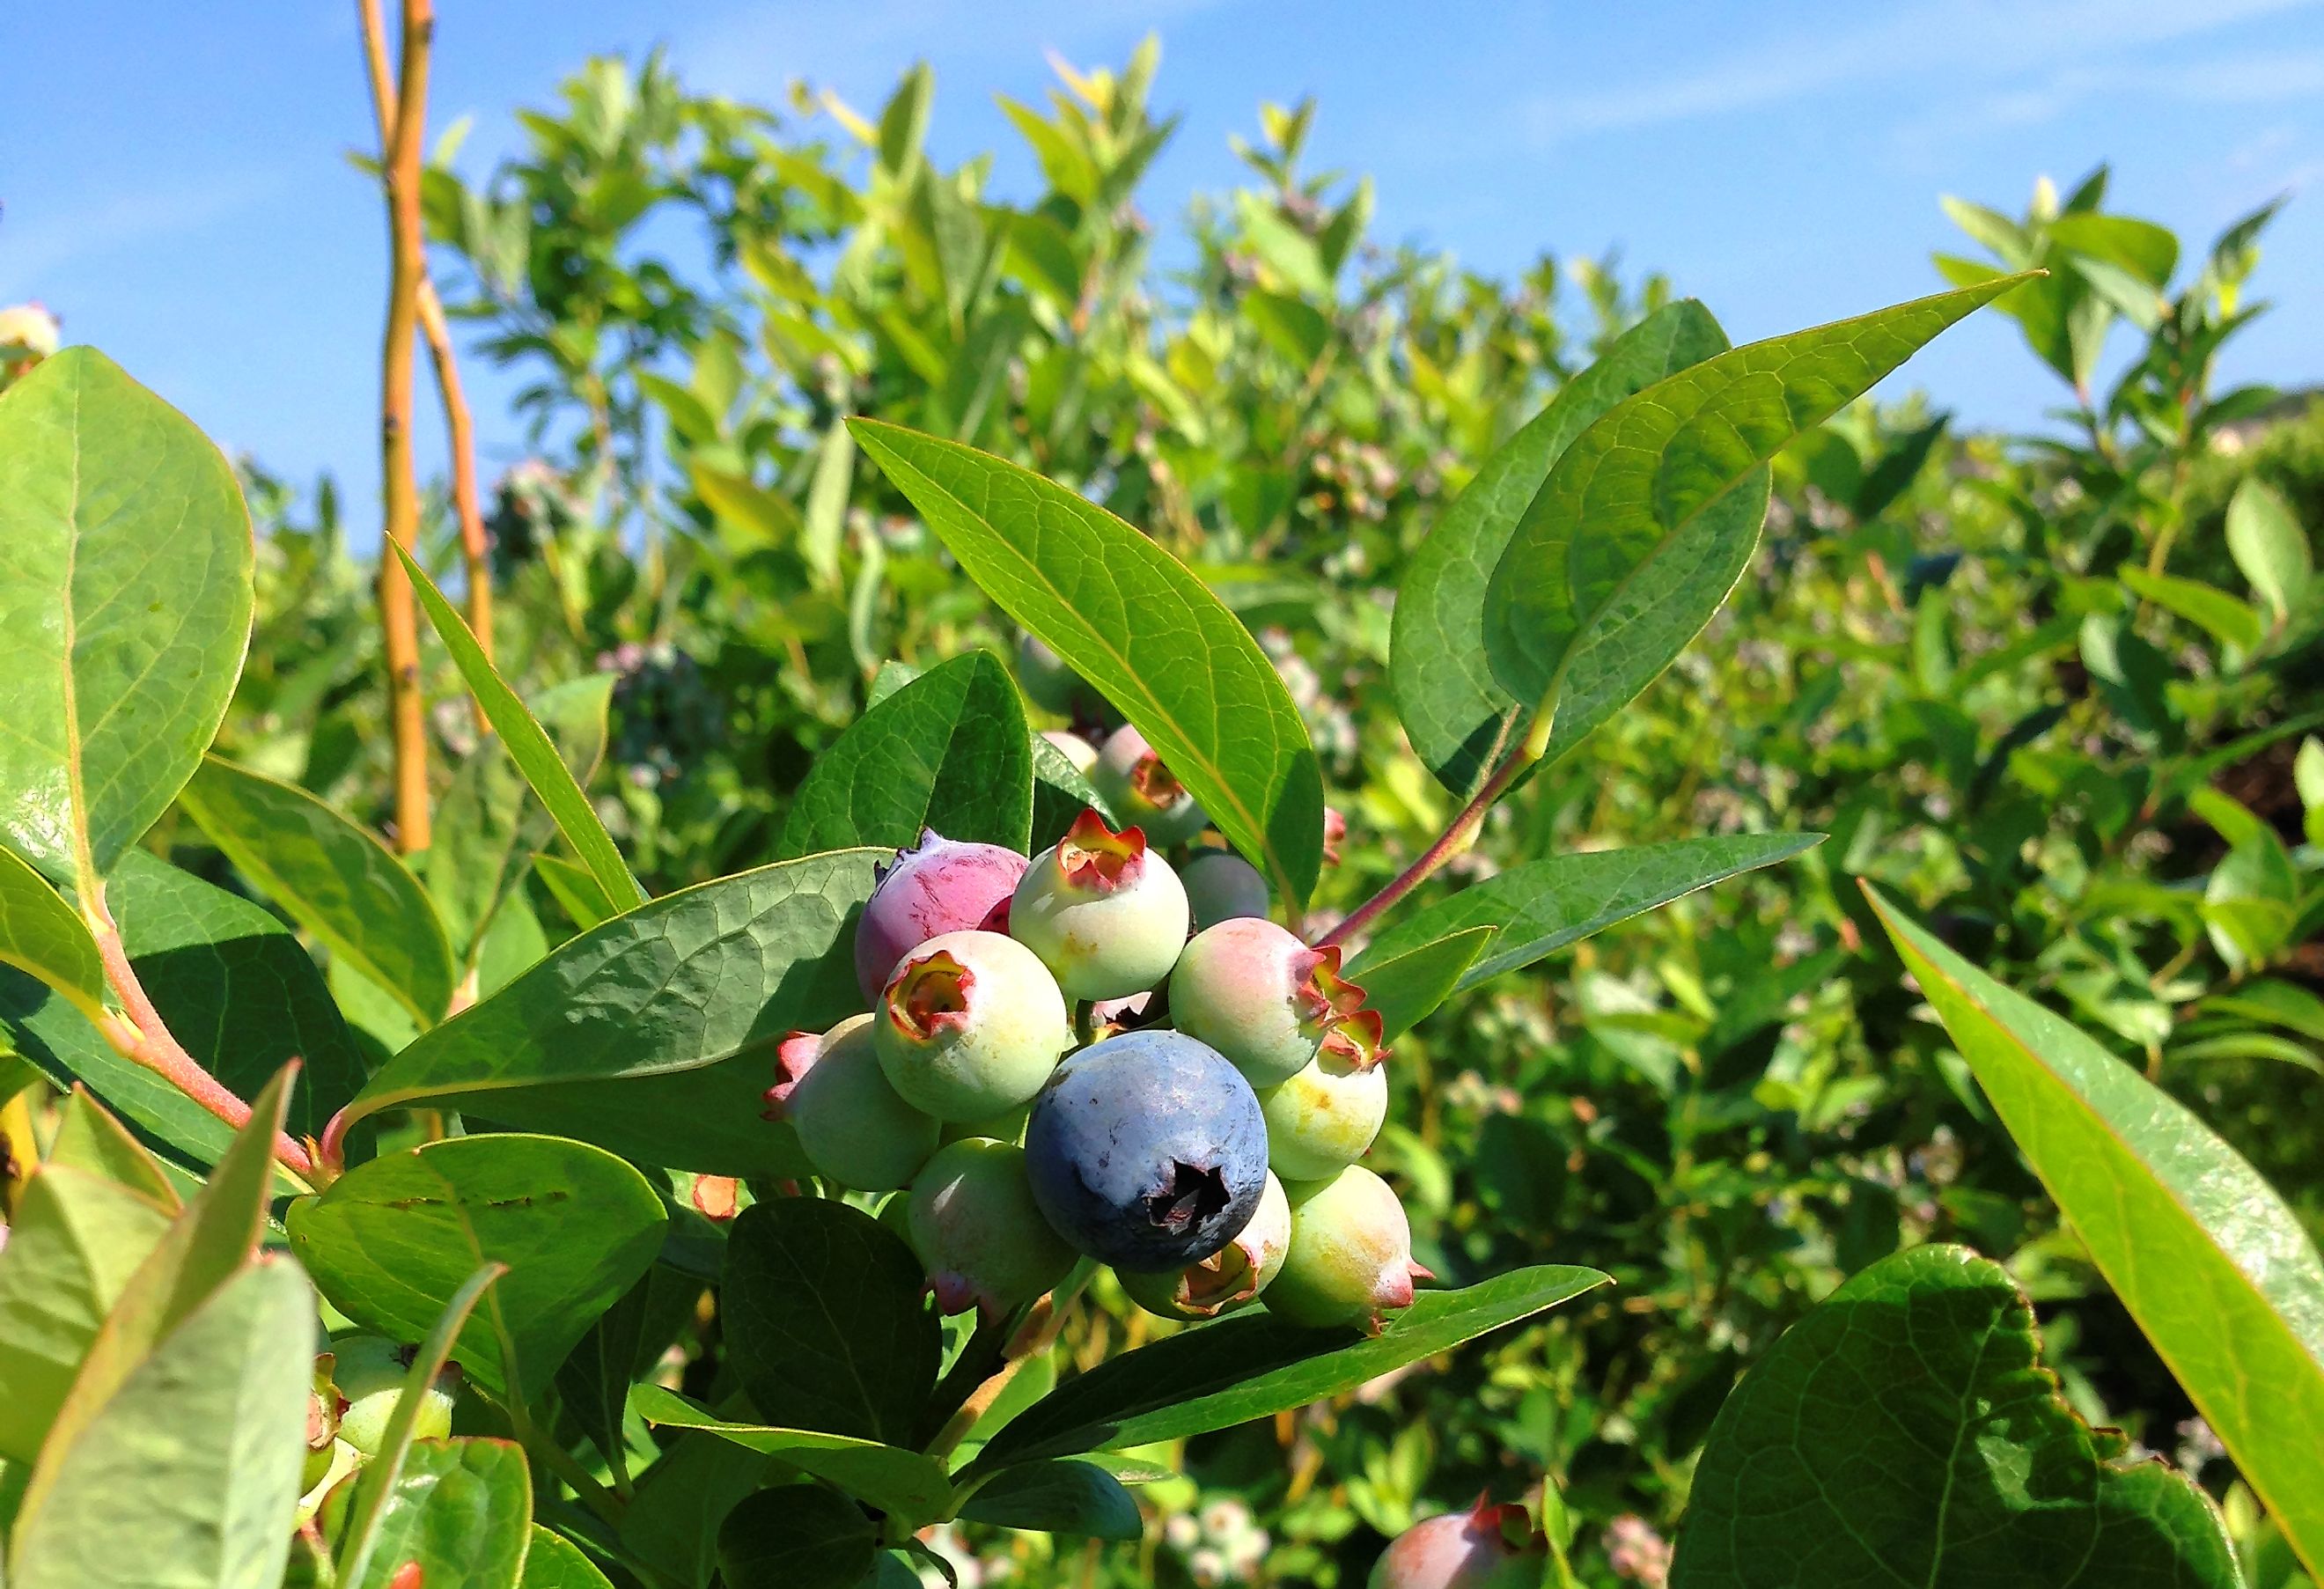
[1315,746,1528,950]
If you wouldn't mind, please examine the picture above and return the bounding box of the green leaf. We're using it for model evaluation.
[1029,732,1114,851]
[391,541,644,914]
[6,1255,315,1589]
[531,853,617,932]
[335,850,881,1175]
[974,1263,1607,1468]
[1484,279,2027,758]
[1869,886,2324,1576]
[0,842,105,1021]
[1392,302,1728,797]
[721,1198,940,1447]
[959,1459,1143,1540]
[287,1134,666,1400]
[178,755,453,1026]
[47,1089,180,1209]
[1342,927,1491,1041]
[2119,567,2264,653]
[802,417,856,587]
[849,419,1326,910]
[2226,477,2313,626]
[518,1528,615,1589]
[778,651,1033,857]
[0,348,254,894]
[2048,210,2181,287]
[629,1387,952,1523]
[343,1438,532,1589]
[1355,835,1822,994]
[619,1433,772,1589]
[0,1166,173,1463]
[12,1063,290,1534]
[1670,1244,2239,1588]
[692,466,800,546]
[3,850,366,1164]
[335,1263,509,1589]
[1243,291,1330,368]
[716,1482,878,1589]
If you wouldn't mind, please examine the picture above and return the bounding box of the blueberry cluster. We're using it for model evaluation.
[768,734,1427,1333]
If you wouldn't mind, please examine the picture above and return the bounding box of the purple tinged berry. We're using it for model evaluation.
[1091,725,1208,846]
[1266,1166,1430,1333]
[1367,1496,1548,1589]
[854,831,1030,1003]
[767,1014,940,1190]
[1009,812,1189,1000]
[875,931,1072,1122]
[907,1138,1077,1319]
[1022,1029,1269,1269]
[1261,1020,1390,1180]
[1181,849,1270,930]
[1119,1170,1291,1320]
[1170,920,1374,1087]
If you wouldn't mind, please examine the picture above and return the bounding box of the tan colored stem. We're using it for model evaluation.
[358,0,494,727]
[368,0,436,851]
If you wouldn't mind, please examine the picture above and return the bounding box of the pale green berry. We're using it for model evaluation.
[1009,812,1188,1000]
[775,1013,941,1190]
[1261,1043,1389,1181]
[1091,725,1208,845]
[329,1334,458,1455]
[908,1138,1077,1318]
[1170,919,1371,1087]
[1266,1166,1429,1333]
[1119,1171,1291,1320]
[875,930,1073,1122]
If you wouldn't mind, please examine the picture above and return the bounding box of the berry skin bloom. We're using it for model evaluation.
[1091,725,1209,846]
[1266,1165,1430,1333]
[874,930,1073,1122]
[766,1013,940,1191]
[853,831,1029,1004]
[907,1137,1077,1319]
[1022,1029,1269,1270]
[1170,918,1374,1087]
[1008,811,1189,1001]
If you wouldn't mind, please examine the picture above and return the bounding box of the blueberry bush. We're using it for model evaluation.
[2,34,2321,1589]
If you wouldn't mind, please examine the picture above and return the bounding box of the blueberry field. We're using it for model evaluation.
[2,20,2322,1589]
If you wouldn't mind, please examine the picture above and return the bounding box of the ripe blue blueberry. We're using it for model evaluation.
[854,831,1029,1003]
[1022,1029,1268,1270]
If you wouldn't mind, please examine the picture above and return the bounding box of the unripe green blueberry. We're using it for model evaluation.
[1091,725,1208,846]
[328,1334,459,1456]
[1261,1029,1389,1181]
[875,931,1073,1122]
[1041,729,1099,776]
[1119,1171,1291,1320]
[1009,812,1189,1000]
[1367,1496,1548,1589]
[907,1138,1077,1318]
[1181,849,1270,931]
[1266,1166,1429,1333]
[298,1438,360,1526]
[1018,633,1104,718]
[768,1014,940,1190]
[1170,921,1372,1087]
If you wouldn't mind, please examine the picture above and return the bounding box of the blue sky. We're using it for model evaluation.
[6,0,2322,530]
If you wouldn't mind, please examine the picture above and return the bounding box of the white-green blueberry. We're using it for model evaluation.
[875,930,1073,1122]
[1009,812,1189,1000]
[1261,1043,1389,1181]
[907,1138,1078,1318]
[1090,725,1208,846]
[327,1333,459,1456]
[1169,919,1372,1087]
[769,1013,941,1190]
[1266,1166,1429,1333]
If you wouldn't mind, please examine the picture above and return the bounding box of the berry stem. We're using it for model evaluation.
[86,885,316,1181]
[1314,728,1535,951]
[922,1262,1094,1463]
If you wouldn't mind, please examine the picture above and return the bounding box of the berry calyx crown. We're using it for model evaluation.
[1056,809,1148,893]
[886,950,975,1041]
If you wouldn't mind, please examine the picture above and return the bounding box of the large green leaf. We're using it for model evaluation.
[391,541,644,913]
[0,348,254,894]
[518,1528,615,1589]
[778,651,1033,857]
[1344,927,1491,1041]
[335,850,881,1174]
[288,1135,666,1401]
[1392,302,1728,798]
[721,1199,941,1448]
[344,1438,532,1589]
[0,1166,173,1462]
[1870,888,2324,1576]
[959,1459,1142,1540]
[618,1432,773,1589]
[974,1264,1607,1468]
[1484,280,2026,758]
[0,843,105,1022]
[7,1255,314,1589]
[1671,1245,2239,1587]
[179,756,455,1027]
[2,851,366,1165]
[629,1387,951,1523]
[715,1482,877,1589]
[850,419,1327,909]
[1352,834,1821,993]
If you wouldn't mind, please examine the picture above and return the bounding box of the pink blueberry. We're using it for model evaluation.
[1266,1166,1430,1333]
[1366,1495,1548,1589]
[1090,725,1208,846]
[1169,920,1375,1087]
[853,831,1030,1003]
[907,1137,1078,1319]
